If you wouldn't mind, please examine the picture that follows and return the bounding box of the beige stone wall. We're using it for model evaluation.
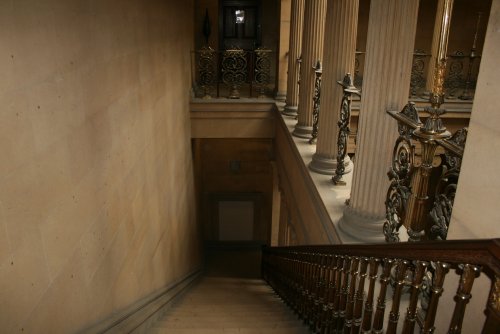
[0,0,202,332]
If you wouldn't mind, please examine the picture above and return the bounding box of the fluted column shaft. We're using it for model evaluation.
[292,0,327,138]
[425,0,446,92]
[309,0,359,174]
[283,0,305,115]
[338,0,420,243]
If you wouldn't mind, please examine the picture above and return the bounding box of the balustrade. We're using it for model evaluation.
[192,47,275,99]
[262,239,500,334]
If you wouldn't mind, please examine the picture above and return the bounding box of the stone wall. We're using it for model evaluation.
[0,0,202,332]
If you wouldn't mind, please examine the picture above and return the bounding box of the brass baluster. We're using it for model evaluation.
[344,257,360,333]
[332,256,346,330]
[352,258,369,334]
[254,47,272,98]
[483,276,500,334]
[337,256,353,332]
[448,264,481,333]
[387,260,410,334]
[422,262,451,333]
[361,258,380,332]
[402,261,428,334]
[325,255,340,333]
[372,259,394,333]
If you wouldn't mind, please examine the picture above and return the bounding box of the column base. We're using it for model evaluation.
[292,124,313,139]
[337,206,386,243]
[282,105,298,116]
[275,91,287,102]
[309,153,353,175]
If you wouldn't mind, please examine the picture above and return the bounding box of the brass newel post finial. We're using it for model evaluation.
[418,0,454,138]
[384,0,468,243]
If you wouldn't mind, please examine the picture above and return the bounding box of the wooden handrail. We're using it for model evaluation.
[262,239,500,334]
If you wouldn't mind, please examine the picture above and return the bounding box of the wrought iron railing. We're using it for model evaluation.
[192,47,275,99]
[262,239,500,334]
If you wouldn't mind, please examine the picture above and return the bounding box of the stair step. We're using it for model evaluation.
[149,328,310,334]
[146,277,310,334]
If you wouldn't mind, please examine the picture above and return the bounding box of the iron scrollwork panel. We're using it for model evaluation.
[222,48,247,99]
[410,50,430,97]
[254,47,272,98]
[198,46,216,98]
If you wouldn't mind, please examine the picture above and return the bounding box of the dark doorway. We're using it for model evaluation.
[219,0,262,50]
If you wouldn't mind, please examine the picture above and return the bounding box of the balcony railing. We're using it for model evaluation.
[191,47,276,99]
[263,239,500,334]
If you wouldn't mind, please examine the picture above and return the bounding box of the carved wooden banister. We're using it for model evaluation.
[262,239,500,334]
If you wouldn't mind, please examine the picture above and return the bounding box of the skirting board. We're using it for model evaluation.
[80,268,202,334]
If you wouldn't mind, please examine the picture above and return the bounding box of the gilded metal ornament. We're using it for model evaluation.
[309,60,322,145]
[222,47,247,99]
[354,51,364,88]
[332,73,360,186]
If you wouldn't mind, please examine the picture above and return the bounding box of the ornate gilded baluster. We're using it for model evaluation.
[444,50,466,98]
[402,261,428,334]
[352,258,369,334]
[422,262,451,333]
[483,276,500,333]
[372,259,394,333]
[448,264,481,333]
[361,258,380,332]
[332,73,360,185]
[343,257,360,333]
[309,60,322,145]
[254,47,272,98]
[222,47,247,99]
[198,46,216,98]
[387,260,410,334]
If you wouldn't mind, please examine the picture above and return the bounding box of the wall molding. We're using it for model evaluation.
[80,268,202,334]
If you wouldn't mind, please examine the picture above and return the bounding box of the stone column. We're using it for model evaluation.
[338,0,420,243]
[292,0,327,137]
[425,0,446,92]
[283,0,305,116]
[309,0,359,174]
[276,0,291,101]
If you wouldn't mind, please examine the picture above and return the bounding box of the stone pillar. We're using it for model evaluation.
[276,0,291,101]
[338,0,420,243]
[425,0,446,92]
[292,0,327,137]
[309,0,359,174]
[283,0,305,116]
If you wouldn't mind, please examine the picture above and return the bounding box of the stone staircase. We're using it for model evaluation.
[147,276,311,334]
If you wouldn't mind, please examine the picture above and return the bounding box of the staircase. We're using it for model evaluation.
[147,276,310,333]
